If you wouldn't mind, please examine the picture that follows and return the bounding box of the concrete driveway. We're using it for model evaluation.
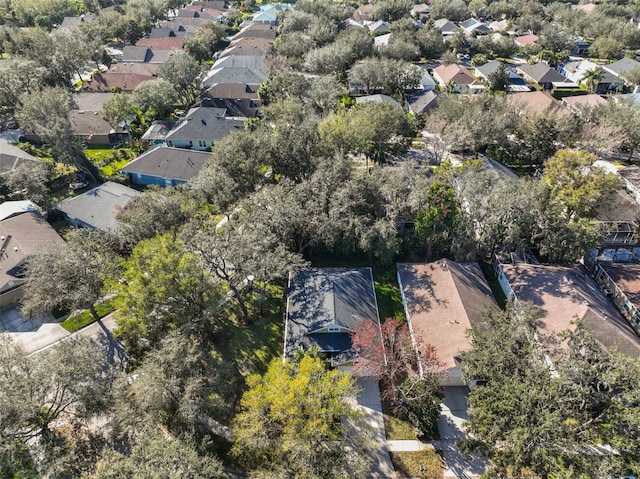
[352,379,397,479]
[438,387,489,479]
[1,302,69,353]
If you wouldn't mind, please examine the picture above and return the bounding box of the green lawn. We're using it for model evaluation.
[478,261,507,309]
[390,450,443,479]
[218,285,285,378]
[382,397,420,440]
[85,147,136,177]
[60,297,118,333]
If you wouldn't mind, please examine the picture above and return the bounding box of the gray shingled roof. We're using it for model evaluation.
[55,182,140,232]
[518,62,568,84]
[0,140,40,176]
[122,146,212,182]
[284,268,380,361]
[164,107,245,142]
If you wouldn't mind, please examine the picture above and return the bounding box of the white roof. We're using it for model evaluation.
[0,200,38,221]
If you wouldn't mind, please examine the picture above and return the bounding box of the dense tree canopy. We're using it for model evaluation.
[460,306,640,478]
[232,355,374,478]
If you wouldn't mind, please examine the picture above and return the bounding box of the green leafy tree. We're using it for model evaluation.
[184,21,228,62]
[416,179,460,261]
[157,51,201,105]
[114,185,196,247]
[590,35,625,60]
[487,63,510,92]
[320,102,413,165]
[110,334,238,440]
[133,78,178,120]
[21,229,118,322]
[0,334,117,475]
[0,58,47,111]
[582,66,604,93]
[542,149,622,219]
[232,355,374,478]
[92,432,224,479]
[258,71,311,105]
[113,234,221,352]
[101,93,135,129]
[460,306,640,477]
[185,214,306,324]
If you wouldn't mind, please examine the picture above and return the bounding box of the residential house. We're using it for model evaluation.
[590,263,640,334]
[365,20,391,34]
[0,140,41,177]
[459,18,491,36]
[59,13,96,30]
[136,37,185,51]
[230,23,278,41]
[433,18,460,36]
[517,62,573,90]
[489,19,509,32]
[432,64,484,93]
[284,268,381,370]
[494,259,640,358]
[219,44,270,58]
[0,201,38,221]
[562,94,607,114]
[211,54,265,70]
[405,90,440,116]
[355,94,402,108]
[374,33,392,47]
[70,92,131,146]
[203,83,262,118]
[200,67,266,89]
[160,19,203,35]
[149,27,177,38]
[0,209,65,307]
[70,110,129,147]
[106,62,160,77]
[54,182,141,233]
[418,68,437,90]
[246,10,278,26]
[514,33,538,48]
[81,72,154,92]
[603,58,640,86]
[619,166,640,206]
[508,91,564,118]
[411,4,430,20]
[572,39,591,56]
[121,46,174,64]
[558,60,622,92]
[228,35,274,50]
[121,146,212,186]
[593,184,640,248]
[474,60,530,92]
[340,19,364,30]
[397,261,499,386]
[144,106,245,150]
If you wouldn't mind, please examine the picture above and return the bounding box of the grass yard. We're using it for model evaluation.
[479,260,507,309]
[85,147,135,177]
[382,398,416,440]
[218,285,285,378]
[390,450,444,479]
[375,281,405,321]
[60,297,118,333]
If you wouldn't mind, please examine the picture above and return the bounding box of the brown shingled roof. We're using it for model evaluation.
[398,261,499,370]
[136,37,185,50]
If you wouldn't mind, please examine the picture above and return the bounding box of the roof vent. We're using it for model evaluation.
[13,246,18,252]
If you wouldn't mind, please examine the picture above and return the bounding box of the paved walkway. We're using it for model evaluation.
[353,379,397,479]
